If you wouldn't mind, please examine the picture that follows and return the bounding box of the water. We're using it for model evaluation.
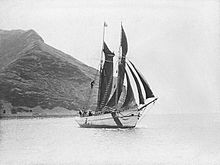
[0,113,220,165]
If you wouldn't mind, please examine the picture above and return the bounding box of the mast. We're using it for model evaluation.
[106,23,128,108]
[115,59,119,110]
[96,22,107,111]
[115,23,122,110]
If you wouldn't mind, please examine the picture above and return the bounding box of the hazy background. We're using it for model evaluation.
[0,0,219,114]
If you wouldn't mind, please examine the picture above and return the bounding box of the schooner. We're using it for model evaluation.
[75,23,157,128]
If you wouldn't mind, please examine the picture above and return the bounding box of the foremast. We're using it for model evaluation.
[96,22,115,111]
[96,22,106,111]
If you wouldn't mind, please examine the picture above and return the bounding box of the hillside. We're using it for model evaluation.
[0,29,98,117]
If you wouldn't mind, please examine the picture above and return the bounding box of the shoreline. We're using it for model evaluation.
[0,114,77,120]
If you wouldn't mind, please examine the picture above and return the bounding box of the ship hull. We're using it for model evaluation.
[78,124,135,129]
[75,109,141,129]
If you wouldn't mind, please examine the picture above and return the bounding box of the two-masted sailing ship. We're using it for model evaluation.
[75,23,157,128]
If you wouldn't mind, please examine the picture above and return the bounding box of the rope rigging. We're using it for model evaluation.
[84,63,101,111]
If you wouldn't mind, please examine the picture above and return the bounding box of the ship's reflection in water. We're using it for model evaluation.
[0,114,220,165]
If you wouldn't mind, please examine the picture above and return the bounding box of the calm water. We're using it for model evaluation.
[0,113,220,165]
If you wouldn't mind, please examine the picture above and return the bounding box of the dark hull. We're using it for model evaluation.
[79,124,135,129]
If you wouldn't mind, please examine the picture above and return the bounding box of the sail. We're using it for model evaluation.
[129,61,154,99]
[97,42,115,110]
[106,63,124,107]
[127,63,145,104]
[121,25,128,56]
[117,25,128,99]
[116,25,128,102]
[106,25,128,108]
[121,69,136,108]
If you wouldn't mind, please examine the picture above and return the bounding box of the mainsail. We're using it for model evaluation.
[96,42,115,110]
[106,25,128,107]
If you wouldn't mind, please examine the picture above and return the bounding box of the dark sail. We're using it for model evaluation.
[127,64,145,104]
[121,69,136,108]
[97,42,115,110]
[117,25,128,102]
[121,25,128,56]
[106,25,128,107]
[129,61,154,99]
[106,62,125,107]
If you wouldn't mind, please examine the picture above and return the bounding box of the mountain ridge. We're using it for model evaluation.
[0,29,98,117]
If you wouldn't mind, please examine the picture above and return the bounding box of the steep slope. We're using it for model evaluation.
[0,29,98,117]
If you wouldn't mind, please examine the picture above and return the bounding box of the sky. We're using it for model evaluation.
[0,0,219,114]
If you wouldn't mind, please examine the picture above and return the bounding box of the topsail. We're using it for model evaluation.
[121,25,128,56]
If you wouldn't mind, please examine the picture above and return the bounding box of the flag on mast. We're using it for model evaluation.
[104,22,108,27]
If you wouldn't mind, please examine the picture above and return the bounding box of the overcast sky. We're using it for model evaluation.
[0,0,219,114]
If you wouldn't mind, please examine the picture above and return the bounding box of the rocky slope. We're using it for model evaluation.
[0,29,98,117]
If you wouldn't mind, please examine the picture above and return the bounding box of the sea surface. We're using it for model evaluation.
[0,113,220,165]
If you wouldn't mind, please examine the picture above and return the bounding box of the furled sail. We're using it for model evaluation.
[97,42,115,110]
[106,25,128,108]
[129,61,154,99]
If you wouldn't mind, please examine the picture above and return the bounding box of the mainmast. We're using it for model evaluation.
[115,23,122,110]
[105,23,128,109]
